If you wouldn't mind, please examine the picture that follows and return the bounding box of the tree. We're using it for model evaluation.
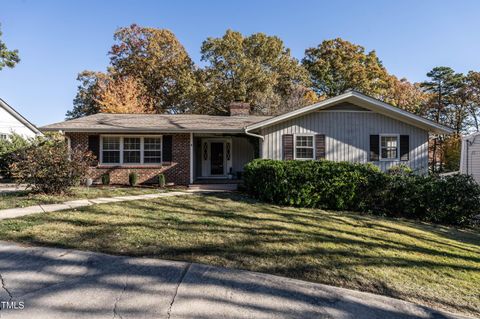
[302,38,391,98]
[463,71,480,131]
[385,77,429,115]
[67,24,199,118]
[95,76,154,114]
[420,67,464,127]
[197,30,311,115]
[420,66,465,172]
[109,24,198,113]
[66,71,107,119]
[0,24,20,71]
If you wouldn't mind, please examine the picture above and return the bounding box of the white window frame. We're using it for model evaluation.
[379,134,400,161]
[0,134,8,141]
[99,135,163,166]
[294,134,315,160]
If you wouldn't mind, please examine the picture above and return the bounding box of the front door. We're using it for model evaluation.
[210,142,224,175]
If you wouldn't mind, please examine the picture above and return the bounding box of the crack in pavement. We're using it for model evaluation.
[167,263,191,319]
[0,273,13,301]
[19,255,97,299]
[113,276,127,319]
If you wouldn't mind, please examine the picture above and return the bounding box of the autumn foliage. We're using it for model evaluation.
[10,138,94,194]
[95,76,154,114]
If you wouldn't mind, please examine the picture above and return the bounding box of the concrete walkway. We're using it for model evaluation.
[0,191,192,220]
[0,242,469,319]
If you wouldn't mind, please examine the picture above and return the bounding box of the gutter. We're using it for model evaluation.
[244,126,264,140]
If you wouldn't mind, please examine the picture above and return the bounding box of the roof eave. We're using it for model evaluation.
[40,127,247,134]
[246,91,454,134]
[0,98,42,135]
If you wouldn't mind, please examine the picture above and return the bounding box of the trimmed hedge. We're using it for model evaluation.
[244,159,480,226]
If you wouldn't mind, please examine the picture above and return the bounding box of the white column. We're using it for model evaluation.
[189,132,194,184]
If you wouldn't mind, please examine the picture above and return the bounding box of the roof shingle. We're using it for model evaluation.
[41,113,271,133]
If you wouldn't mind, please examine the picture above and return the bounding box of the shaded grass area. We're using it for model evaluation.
[0,192,478,317]
[0,186,162,210]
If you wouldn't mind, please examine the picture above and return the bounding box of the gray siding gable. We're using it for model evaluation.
[261,107,429,173]
[321,102,371,112]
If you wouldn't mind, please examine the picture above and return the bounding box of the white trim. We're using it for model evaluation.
[318,110,372,113]
[0,98,41,135]
[293,134,315,160]
[379,134,400,161]
[189,132,194,184]
[245,91,453,134]
[200,137,232,177]
[99,134,163,166]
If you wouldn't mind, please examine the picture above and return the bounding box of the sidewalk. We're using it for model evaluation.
[0,191,191,220]
[0,242,468,319]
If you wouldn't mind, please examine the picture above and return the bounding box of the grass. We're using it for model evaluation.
[0,186,163,210]
[0,192,478,317]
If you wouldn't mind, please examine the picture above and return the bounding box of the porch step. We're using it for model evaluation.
[188,183,238,192]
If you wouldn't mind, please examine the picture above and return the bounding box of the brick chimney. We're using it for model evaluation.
[229,101,250,116]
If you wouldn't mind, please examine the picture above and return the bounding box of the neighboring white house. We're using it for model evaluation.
[460,132,480,182]
[0,98,40,139]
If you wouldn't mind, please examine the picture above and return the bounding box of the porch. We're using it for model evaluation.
[192,133,259,183]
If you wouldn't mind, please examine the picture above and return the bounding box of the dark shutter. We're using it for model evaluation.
[282,134,294,160]
[315,134,326,160]
[88,135,99,161]
[162,135,172,163]
[400,135,409,161]
[370,135,379,161]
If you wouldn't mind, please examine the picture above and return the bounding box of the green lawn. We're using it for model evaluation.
[0,186,163,210]
[0,192,478,317]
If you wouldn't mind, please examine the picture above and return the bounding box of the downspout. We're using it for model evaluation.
[244,126,264,159]
[244,127,264,140]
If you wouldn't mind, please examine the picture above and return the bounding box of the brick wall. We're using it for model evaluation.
[66,132,191,185]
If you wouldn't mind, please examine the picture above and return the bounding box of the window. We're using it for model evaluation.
[123,137,141,164]
[295,135,314,159]
[380,135,399,160]
[102,137,120,164]
[100,136,162,165]
[143,137,162,164]
[0,134,7,140]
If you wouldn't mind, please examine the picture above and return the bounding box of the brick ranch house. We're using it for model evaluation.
[41,91,452,185]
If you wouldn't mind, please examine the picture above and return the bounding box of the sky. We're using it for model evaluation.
[1,0,480,126]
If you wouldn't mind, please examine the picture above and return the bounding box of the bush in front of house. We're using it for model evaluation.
[0,133,33,180]
[244,159,480,226]
[158,173,166,188]
[380,173,480,225]
[10,138,94,194]
[129,172,138,186]
[101,173,110,185]
[243,159,386,211]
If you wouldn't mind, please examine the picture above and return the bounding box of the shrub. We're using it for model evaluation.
[101,173,110,185]
[244,159,386,211]
[381,174,480,225]
[129,172,138,186]
[244,159,480,226]
[0,133,32,180]
[10,138,94,194]
[158,173,166,188]
[386,164,413,176]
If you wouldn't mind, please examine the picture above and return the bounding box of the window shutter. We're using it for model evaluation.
[315,134,326,160]
[88,135,99,161]
[162,135,172,163]
[370,135,379,161]
[282,134,294,160]
[400,135,409,161]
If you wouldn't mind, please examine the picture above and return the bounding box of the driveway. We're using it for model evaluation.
[0,242,468,319]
